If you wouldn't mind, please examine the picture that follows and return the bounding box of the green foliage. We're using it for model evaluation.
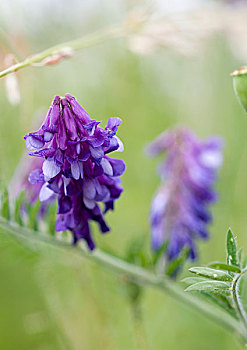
[0,187,10,220]
[188,267,233,282]
[0,187,58,239]
[46,202,57,235]
[208,262,241,273]
[27,200,42,231]
[165,247,189,277]
[234,270,247,326]
[126,236,151,268]
[152,240,168,265]
[153,242,190,278]
[227,228,239,267]
[184,281,231,294]
[184,228,247,325]
[13,191,25,226]
[181,277,208,285]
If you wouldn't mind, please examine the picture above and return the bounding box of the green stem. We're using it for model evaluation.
[131,299,149,350]
[232,269,247,333]
[0,25,126,78]
[0,216,246,343]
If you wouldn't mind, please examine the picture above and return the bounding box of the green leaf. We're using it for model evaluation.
[14,191,25,226]
[185,280,231,294]
[238,248,243,268]
[226,228,238,266]
[208,261,241,273]
[45,202,58,235]
[166,247,189,276]
[125,236,150,267]
[181,277,207,285]
[27,200,41,231]
[189,267,233,281]
[242,255,247,269]
[152,240,168,265]
[1,188,10,221]
[200,292,237,318]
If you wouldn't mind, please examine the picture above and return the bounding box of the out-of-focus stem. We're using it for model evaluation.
[0,25,126,78]
[0,216,246,344]
[131,299,149,350]
[232,269,247,334]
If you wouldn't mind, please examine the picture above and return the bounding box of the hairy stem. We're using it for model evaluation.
[232,269,247,333]
[0,216,246,343]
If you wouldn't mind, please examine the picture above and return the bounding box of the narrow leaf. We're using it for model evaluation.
[45,202,57,235]
[200,292,237,318]
[153,240,168,265]
[189,267,233,281]
[166,247,189,276]
[185,280,231,294]
[208,261,241,273]
[238,248,243,268]
[14,191,25,225]
[227,228,238,266]
[181,277,207,285]
[242,255,247,269]
[1,188,10,221]
[28,200,41,231]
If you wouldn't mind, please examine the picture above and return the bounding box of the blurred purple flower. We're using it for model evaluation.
[147,128,223,261]
[24,94,125,249]
[9,155,56,217]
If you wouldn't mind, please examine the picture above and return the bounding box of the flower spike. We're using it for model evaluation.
[24,94,126,249]
[148,127,223,261]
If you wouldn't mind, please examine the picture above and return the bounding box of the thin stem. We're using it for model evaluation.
[0,216,246,343]
[0,25,126,78]
[232,269,247,333]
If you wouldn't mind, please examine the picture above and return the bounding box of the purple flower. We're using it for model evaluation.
[24,94,125,249]
[147,128,223,261]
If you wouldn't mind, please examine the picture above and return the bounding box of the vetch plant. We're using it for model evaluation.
[183,229,247,332]
[0,89,247,346]
[2,18,247,346]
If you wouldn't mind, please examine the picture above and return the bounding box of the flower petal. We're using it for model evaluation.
[39,183,54,202]
[114,136,124,152]
[101,158,113,176]
[42,158,61,180]
[71,161,80,180]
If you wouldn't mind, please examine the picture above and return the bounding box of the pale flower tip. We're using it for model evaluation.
[230,66,247,77]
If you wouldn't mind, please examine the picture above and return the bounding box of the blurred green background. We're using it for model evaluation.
[0,1,247,349]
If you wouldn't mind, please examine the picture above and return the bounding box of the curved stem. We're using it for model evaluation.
[0,216,246,343]
[0,25,126,78]
[232,269,247,332]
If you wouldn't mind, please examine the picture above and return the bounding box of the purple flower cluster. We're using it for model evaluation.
[24,94,125,249]
[148,128,223,260]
